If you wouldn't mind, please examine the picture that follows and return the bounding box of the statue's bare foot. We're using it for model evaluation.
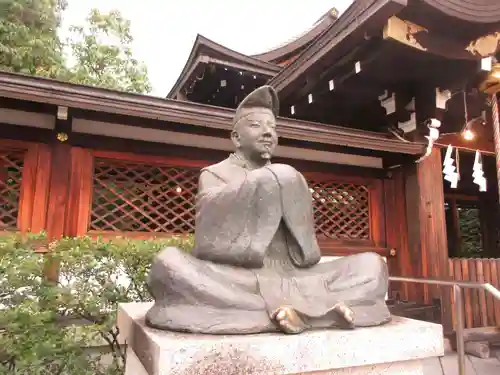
[271,306,307,334]
[333,302,355,328]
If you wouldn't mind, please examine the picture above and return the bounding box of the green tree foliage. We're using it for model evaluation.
[0,0,68,78]
[0,1,152,94]
[66,9,151,93]
[0,233,194,374]
[457,206,484,258]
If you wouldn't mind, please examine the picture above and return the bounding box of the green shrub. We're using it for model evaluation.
[0,232,194,374]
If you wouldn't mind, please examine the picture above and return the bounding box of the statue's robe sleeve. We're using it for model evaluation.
[193,160,322,269]
[193,161,283,268]
[264,163,322,268]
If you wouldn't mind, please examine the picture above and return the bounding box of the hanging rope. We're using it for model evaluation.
[433,142,496,156]
[491,93,500,200]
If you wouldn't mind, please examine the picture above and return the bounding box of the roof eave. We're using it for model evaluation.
[251,9,338,63]
[167,55,279,100]
[0,71,424,155]
[166,34,203,99]
[167,34,281,99]
[269,0,408,99]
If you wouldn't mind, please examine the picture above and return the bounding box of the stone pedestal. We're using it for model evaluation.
[117,302,444,375]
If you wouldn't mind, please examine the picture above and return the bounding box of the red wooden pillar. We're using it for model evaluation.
[385,168,411,301]
[65,147,94,237]
[17,143,52,233]
[44,142,72,281]
[404,148,453,331]
[42,143,95,280]
[490,93,500,203]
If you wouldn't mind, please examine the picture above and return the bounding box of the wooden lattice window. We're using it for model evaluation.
[307,179,370,240]
[89,156,384,251]
[0,150,24,231]
[90,158,199,234]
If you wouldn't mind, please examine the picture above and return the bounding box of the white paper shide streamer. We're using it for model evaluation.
[416,118,441,163]
[442,145,459,188]
[472,150,487,192]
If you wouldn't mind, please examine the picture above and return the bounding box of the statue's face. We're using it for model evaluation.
[231,109,278,161]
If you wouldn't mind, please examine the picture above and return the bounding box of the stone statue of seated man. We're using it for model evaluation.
[145,85,391,335]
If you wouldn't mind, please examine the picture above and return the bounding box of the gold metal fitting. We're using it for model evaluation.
[56,132,68,142]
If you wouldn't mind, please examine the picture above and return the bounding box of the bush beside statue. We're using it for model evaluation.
[0,232,193,375]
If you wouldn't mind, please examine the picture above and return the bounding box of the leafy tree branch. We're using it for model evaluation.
[0,1,152,93]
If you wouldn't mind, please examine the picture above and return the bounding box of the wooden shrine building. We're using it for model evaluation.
[1,0,500,332]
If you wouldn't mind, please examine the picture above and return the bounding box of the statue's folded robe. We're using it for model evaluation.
[195,162,320,269]
[146,158,391,334]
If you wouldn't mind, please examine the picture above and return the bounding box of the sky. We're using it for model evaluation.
[60,0,354,97]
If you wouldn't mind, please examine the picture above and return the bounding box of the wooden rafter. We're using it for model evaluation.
[466,32,500,58]
[268,0,408,98]
[383,16,500,60]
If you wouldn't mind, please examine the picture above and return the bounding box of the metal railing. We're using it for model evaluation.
[389,276,500,375]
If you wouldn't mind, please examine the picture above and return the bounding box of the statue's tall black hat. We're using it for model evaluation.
[233,85,279,126]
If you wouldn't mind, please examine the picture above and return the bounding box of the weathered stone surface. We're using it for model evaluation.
[465,341,490,358]
[118,303,444,375]
[146,85,391,335]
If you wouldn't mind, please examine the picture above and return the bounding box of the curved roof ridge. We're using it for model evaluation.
[251,7,340,63]
[268,0,401,94]
[167,34,280,99]
[197,34,281,70]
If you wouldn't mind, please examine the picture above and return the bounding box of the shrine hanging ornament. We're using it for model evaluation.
[472,150,487,192]
[442,145,459,188]
[415,118,441,163]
